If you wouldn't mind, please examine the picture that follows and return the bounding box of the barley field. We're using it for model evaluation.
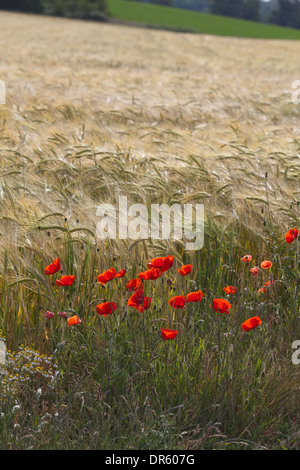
[0,11,299,450]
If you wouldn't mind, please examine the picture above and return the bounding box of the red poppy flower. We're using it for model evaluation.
[96,302,117,317]
[115,269,126,278]
[138,267,164,280]
[148,255,173,273]
[285,228,299,244]
[161,328,178,341]
[138,297,152,313]
[56,275,75,286]
[211,298,231,314]
[169,295,186,309]
[45,311,55,319]
[58,311,67,318]
[261,260,272,269]
[186,290,203,303]
[250,267,259,277]
[264,280,274,287]
[258,287,267,294]
[67,315,81,326]
[178,264,193,276]
[126,278,143,292]
[97,268,117,285]
[242,316,262,332]
[223,286,237,295]
[128,289,145,309]
[44,258,61,275]
[241,255,252,263]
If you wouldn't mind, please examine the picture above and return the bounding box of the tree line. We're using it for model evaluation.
[0,0,108,19]
[212,0,300,27]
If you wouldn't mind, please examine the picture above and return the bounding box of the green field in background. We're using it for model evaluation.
[108,0,300,39]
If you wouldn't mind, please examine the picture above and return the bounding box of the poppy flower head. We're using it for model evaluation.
[56,275,75,287]
[264,280,274,287]
[178,264,193,276]
[169,295,186,309]
[258,287,267,294]
[97,268,117,285]
[250,267,259,277]
[45,311,55,319]
[285,228,299,244]
[242,316,262,332]
[261,260,272,269]
[44,258,61,275]
[67,315,81,326]
[126,278,143,292]
[161,328,178,341]
[115,269,126,278]
[186,290,203,303]
[128,288,145,309]
[148,255,173,273]
[211,298,231,314]
[96,302,117,317]
[223,286,237,295]
[138,297,152,313]
[58,311,67,318]
[138,267,164,280]
[241,255,252,263]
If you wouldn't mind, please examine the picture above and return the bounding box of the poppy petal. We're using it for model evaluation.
[161,328,178,341]
[44,258,61,275]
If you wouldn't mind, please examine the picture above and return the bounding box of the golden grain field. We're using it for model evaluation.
[0,13,299,247]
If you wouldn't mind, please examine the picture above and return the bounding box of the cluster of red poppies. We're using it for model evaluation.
[43,227,298,338]
[238,256,273,329]
[242,255,274,295]
[239,227,298,330]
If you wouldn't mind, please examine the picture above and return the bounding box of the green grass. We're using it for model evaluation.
[0,220,299,449]
[108,0,300,39]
